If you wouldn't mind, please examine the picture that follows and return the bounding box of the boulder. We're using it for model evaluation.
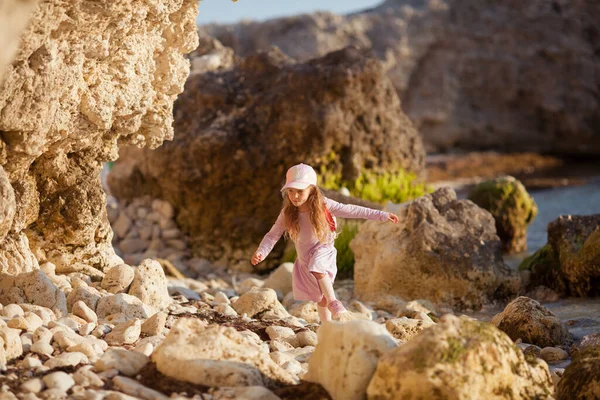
[556,345,600,400]
[152,318,296,387]
[491,296,571,348]
[367,315,554,399]
[520,214,600,297]
[108,46,425,271]
[305,320,397,400]
[204,0,600,155]
[468,176,537,253]
[0,0,199,274]
[352,187,522,311]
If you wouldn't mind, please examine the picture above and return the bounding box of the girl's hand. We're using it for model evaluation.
[388,213,399,224]
[251,252,264,266]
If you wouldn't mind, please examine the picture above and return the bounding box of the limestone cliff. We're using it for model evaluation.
[0,0,199,275]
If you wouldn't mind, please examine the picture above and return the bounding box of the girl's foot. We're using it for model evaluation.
[327,300,347,320]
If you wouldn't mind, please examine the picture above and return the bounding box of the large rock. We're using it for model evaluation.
[152,318,296,387]
[305,320,397,400]
[203,1,600,155]
[520,214,600,297]
[352,187,522,311]
[0,0,199,275]
[468,176,537,253]
[367,315,554,399]
[108,46,425,270]
[491,296,571,348]
[556,344,600,400]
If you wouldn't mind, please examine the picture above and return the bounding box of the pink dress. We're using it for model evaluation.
[257,197,389,302]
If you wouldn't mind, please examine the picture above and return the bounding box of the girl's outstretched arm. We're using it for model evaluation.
[252,211,286,265]
[325,197,397,222]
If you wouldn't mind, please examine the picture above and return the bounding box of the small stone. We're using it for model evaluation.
[269,339,294,352]
[20,332,33,352]
[95,348,149,376]
[42,371,75,392]
[101,264,135,294]
[72,301,98,324]
[18,356,42,369]
[216,304,238,316]
[105,319,141,345]
[133,342,153,357]
[8,316,29,330]
[540,346,569,362]
[31,341,54,357]
[73,365,104,388]
[296,330,318,347]
[266,326,296,342]
[44,352,89,369]
[32,327,52,344]
[21,378,45,394]
[213,291,230,304]
[2,304,24,318]
[141,312,167,336]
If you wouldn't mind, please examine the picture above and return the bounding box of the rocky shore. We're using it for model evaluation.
[0,0,598,399]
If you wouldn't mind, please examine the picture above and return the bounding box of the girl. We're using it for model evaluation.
[251,163,399,322]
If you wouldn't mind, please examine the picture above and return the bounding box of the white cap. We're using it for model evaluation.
[281,163,317,191]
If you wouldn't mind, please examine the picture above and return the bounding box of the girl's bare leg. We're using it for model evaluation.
[317,296,331,322]
[312,271,346,320]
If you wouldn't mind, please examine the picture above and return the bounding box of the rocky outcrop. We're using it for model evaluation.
[367,315,554,399]
[352,187,522,311]
[202,0,600,155]
[556,344,600,400]
[491,296,571,348]
[468,176,538,253]
[108,46,425,271]
[520,214,600,297]
[0,0,199,276]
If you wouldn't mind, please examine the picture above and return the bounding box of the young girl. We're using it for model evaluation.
[251,163,399,322]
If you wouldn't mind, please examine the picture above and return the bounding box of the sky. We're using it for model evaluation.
[196,0,384,25]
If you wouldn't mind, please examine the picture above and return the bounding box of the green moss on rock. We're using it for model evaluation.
[468,176,537,253]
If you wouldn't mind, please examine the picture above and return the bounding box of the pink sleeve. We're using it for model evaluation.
[325,198,389,221]
[256,211,286,256]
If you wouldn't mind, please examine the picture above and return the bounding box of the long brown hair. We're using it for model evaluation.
[282,185,333,244]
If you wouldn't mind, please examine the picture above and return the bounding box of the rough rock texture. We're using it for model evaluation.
[0,270,67,317]
[305,320,397,400]
[152,318,296,387]
[203,0,600,155]
[556,345,600,400]
[0,0,38,84]
[352,187,522,311]
[491,296,571,348]
[520,214,600,297]
[0,0,199,275]
[468,176,537,253]
[367,315,554,399]
[108,46,425,271]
